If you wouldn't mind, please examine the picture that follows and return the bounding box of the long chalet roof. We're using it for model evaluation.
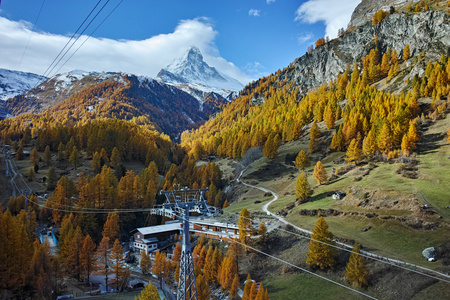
[133,222,182,235]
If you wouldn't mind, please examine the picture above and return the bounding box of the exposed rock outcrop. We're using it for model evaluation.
[348,0,409,29]
[277,10,449,95]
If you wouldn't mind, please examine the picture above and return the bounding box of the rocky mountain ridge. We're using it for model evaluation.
[348,0,409,28]
[271,9,449,99]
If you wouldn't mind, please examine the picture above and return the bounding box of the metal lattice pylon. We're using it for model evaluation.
[177,204,198,300]
[160,188,217,300]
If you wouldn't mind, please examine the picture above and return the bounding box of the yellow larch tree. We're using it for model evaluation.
[313,161,327,185]
[345,243,369,288]
[346,138,363,164]
[306,216,336,269]
[295,150,310,169]
[362,130,377,156]
[296,171,310,203]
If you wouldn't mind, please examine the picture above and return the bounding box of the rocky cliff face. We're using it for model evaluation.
[278,9,449,95]
[348,0,409,29]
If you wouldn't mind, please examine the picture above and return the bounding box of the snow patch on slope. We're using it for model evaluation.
[0,68,47,100]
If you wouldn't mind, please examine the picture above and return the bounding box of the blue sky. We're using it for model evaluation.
[0,0,360,85]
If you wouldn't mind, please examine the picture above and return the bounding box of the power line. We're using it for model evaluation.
[231,163,450,284]
[223,210,450,284]
[178,214,378,300]
[53,0,123,76]
[17,0,46,69]
[38,0,103,82]
[44,0,113,79]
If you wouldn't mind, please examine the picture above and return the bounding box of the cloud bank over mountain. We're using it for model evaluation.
[0,17,253,85]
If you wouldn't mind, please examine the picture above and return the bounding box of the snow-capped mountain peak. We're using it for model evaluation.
[157,46,243,92]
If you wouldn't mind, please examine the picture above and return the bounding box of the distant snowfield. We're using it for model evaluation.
[0,68,47,100]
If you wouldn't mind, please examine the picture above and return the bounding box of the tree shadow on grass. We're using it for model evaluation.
[416,132,446,154]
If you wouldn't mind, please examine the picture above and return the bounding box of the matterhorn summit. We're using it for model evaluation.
[157,46,244,95]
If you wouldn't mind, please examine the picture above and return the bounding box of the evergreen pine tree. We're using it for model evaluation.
[102,212,119,246]
[362,130,377,156]
[249,281,258,300]
[196,274,211,300]
[69,146,80,169]
[92,152,102,174]
[110,147,121,169]
[230,273,240,299]
[46,167,58,190]
[403,44,410,61]
[30,147,40,168]
[378,122,393,154]
[57,142,65,161]
[96,236,111,291]
[27,167,35,182]
[66,226,84,281]
[308,121,321,154]
[16,145,24,160]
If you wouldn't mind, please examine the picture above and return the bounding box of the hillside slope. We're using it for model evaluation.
[4,71,228,138]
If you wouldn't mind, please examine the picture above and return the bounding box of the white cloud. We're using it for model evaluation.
[249,9,261,17]
[295,0,360,38]
[297,32,314,44]
[0,16,252,84]
[243,61,268,79]
[267,0,276,4]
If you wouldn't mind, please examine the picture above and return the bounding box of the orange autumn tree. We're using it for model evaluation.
[109,239,128,291]
[102,212,119,246]
[218,252,238,291]
[81,234,96,284]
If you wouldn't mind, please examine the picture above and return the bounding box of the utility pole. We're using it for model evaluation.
[177,203,198,300]
[159,187,221,300]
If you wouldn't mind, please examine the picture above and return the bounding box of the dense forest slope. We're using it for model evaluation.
[3,72,228,138]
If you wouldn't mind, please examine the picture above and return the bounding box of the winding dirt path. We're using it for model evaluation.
[235,167,450,282]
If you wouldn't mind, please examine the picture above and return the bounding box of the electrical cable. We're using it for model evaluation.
[17,0,46,69]
[230,163,450,283]
[223,207,450,284]
[37,0,103,82]
[7,148,450,283]
[175,213,379,300]
[43,0,112,80]
[53,0,123,76]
